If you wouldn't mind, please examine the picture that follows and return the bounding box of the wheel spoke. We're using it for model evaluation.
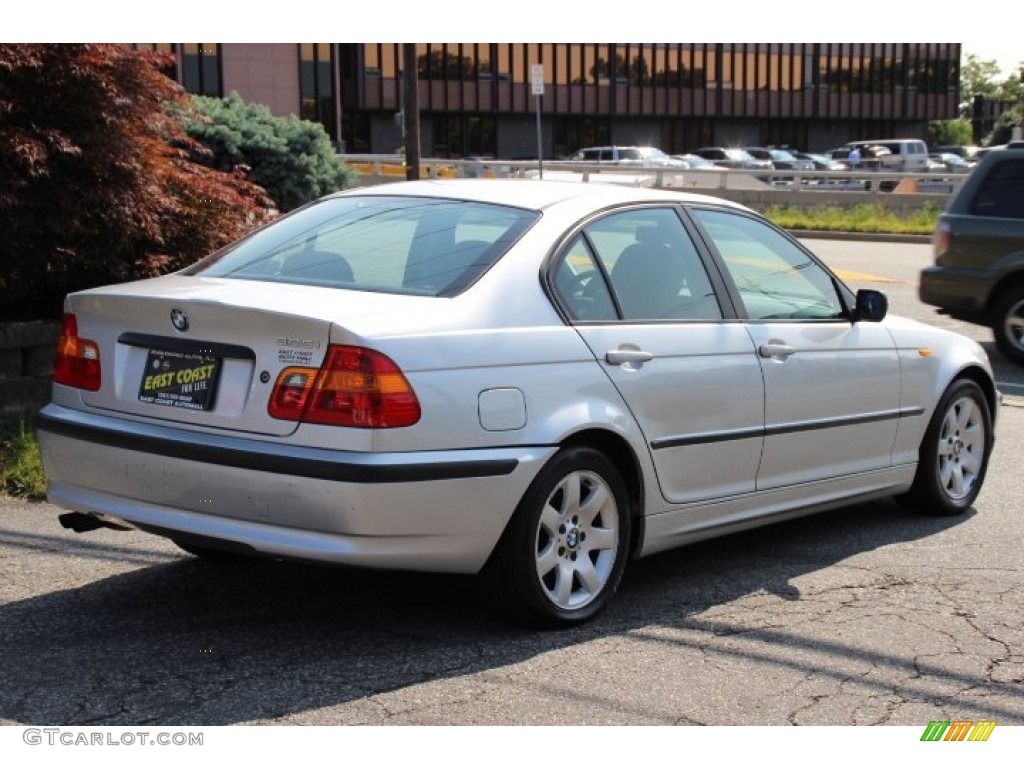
[584,526,617,552]
[554,561,574,606]
[577,482,610,526]
[938,457,954,489]
[941,409,958,439]
[575,557,601,594]
[962,425,982,446]
[562,473,581,516]
[539,502,563,535]
[955,400,976,431]
[960,451,982,477]
[535,543,559,578]
[948,465,965,497]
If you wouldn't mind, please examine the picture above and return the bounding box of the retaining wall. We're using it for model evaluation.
[0,321,60,422]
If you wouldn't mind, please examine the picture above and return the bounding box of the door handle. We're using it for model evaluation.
[758,342,796,360]
[606,349,654,365]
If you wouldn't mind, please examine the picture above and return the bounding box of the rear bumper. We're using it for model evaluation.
[918,266,993,322]
[38,403,555,573]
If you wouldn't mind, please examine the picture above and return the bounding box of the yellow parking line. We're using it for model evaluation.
[833,268,902,284]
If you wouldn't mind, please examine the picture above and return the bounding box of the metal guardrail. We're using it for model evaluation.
[339,154,968,197]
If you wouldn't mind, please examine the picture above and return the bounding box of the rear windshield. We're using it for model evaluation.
[187,196,538,296]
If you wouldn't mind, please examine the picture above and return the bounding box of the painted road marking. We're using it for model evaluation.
[833,268,902,284]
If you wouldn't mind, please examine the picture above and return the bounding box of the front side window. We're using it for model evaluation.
[188,196,537,297]
[553,207,722,322]
[693,209,845,321]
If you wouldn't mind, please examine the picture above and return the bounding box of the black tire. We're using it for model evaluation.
[991,285,1024,365]
[480,446,631,627]
[897,379,993,516]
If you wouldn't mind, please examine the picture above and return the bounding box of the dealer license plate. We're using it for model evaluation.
[138,349,222,411]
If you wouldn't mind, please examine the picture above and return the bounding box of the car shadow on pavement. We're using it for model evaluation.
[0,498,1014,725]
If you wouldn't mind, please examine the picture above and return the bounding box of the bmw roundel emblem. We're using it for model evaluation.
[170,308,189,332]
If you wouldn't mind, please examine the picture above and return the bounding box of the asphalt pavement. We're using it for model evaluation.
[0,239,1021,729]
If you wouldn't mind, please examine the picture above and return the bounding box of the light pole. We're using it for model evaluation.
[403,43,421,181]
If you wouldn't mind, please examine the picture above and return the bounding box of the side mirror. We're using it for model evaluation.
[855,289,888,322]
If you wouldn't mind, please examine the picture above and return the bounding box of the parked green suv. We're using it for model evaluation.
[920,146,1024,364]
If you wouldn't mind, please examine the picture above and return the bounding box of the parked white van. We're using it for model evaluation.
[844,139,930,171]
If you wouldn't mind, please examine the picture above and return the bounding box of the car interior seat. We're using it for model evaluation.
[610,226,686,319]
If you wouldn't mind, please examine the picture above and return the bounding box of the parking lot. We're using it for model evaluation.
[1,239,1021,728]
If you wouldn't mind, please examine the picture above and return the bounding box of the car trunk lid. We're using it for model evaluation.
[70,275,419,439]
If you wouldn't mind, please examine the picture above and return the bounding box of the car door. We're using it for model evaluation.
[550,206,764,504]
[689,207,902,490]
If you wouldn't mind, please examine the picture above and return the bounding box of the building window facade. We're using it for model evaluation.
[181,43,222,96]
[299,43,337,141]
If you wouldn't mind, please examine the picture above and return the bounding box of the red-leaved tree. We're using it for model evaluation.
[0,44,274,320]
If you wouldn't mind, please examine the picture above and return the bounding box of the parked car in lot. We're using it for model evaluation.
[920,146,1024,364]
[40,179,997,626]
[844,138,930,171]
[567,146,687,168]
[933,144,980,161]
[745,147,815,171]
[929,152,975,174]
[669,153,719,170]
[794,151,847,171]
[694,146,773,171]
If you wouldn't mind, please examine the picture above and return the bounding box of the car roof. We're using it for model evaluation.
[331,179,749,213]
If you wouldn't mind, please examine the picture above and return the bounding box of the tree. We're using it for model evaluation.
[989,106,1024,146]
[182,92,358,213]
[0,44,273,320]
[960,54,1024,117]
[927,118,973,147]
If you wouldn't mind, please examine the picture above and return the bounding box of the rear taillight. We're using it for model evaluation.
[52,313,101,391]
[269,345,421,428]
[933,221,951,260]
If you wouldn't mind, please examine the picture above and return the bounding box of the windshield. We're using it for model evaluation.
[187,196,538,297]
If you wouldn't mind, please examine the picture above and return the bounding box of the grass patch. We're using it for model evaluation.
[763,202,940,236]
[0,419,47,500]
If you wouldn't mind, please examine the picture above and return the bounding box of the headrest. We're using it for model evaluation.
[635,226,663,244]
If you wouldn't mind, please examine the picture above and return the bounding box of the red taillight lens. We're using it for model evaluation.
[933,221,951,260]
[267,368,318,421]
[268,345,420,428]
[52,313,101,391]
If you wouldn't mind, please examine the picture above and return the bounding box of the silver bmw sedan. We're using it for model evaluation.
[38,180,997,626]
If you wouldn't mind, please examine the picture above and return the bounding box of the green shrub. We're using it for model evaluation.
[0,420,46,500]
[763,203,939,236]
[927,118,973,147]
[184,92,358,212]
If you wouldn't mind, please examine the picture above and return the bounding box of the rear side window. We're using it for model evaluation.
[968,159,1024,219]
[554,207,723,322]
[188,196,538,296]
